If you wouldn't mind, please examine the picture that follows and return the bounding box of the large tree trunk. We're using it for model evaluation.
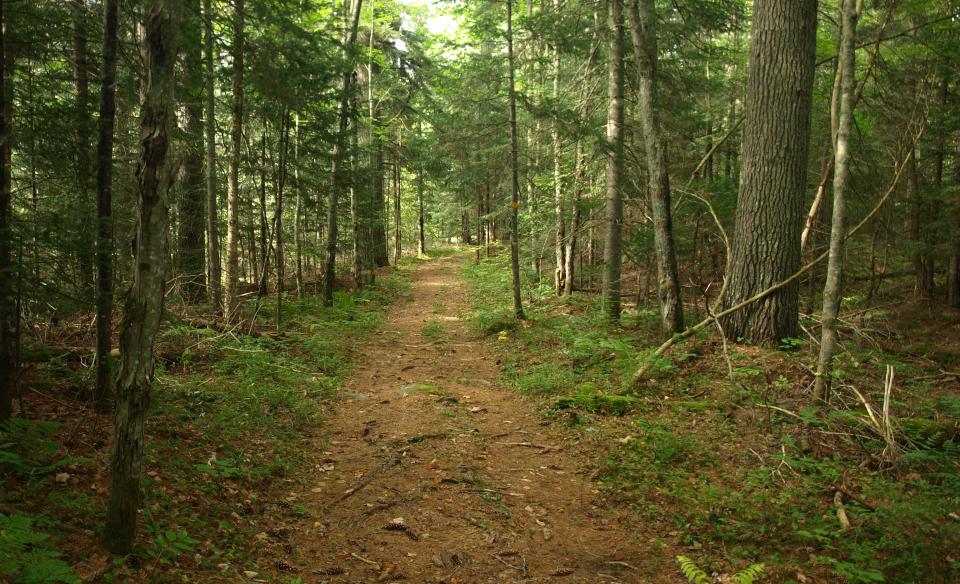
[814,0,857,402]
[94,0,120,413]
[719,0,817,343]
[223,0,244,320]
[322,0,363,305]
[506,0,525,320]
[602,0,625,322]
[626,0,684,336]
[203,0,221,312]
[0,0,13,422]
[104,0,180,553]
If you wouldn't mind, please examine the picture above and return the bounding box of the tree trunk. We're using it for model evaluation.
[602,0,625,322]
[814,0,857,402]
[626,0,684,336]
[73,0,96,296]
[908,146,934,300]
[178,25,206,304]
[93,0,120,413]
[0,0,13,422]
[274,109,289,333]
[294,112,304,296]
[104,0,180,553]
[551,8,565,295]
[506,0,525,320]
[323,0,363,305]
[417,123,425,257]
[223,0,244,320]
[719,0,817,343]
[394,150,401,264]
[203,0,221,312]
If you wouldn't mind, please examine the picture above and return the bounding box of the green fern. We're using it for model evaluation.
[677,555,711,584]
[734,563,765,584]
[677,556,766,584]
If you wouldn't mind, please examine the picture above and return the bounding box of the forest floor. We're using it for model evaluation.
[3,250,957,584]
[287,254,667,583]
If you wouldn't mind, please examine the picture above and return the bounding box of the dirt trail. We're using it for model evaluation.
[294,255,668,583]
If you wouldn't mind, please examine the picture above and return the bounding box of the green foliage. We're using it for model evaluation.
[146,529,199,565]
[677,556,765,584]
[0,514,79,584]
[421,319,445,343]
[677,555,711,584]
[554,383,638,415]
[0,420,67,478]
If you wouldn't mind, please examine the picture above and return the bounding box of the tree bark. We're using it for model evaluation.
[719,0,817,343]
[626,0,684,336]
[814,0,857,402]
[394,147,401,264]
[0,0,13,422]
[93,0,120,413]
[602,0,625,322]
[274,109,290,333]
[506,0,525,320]
[203,0,221,312]
[551,5,565,295]
[178,20,206,304]
[417,123,425,257]
[294,112,304,296]
[223,0,244,320]
[104,0,180,554]
[73,0,96,296]
[323,0,363,305]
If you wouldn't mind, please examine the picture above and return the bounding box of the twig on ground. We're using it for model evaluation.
[349,552,381,570]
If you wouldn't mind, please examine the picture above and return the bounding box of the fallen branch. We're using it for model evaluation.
[632,129,922,385]
[495,441,550,450]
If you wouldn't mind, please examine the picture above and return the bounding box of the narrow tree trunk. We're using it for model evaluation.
[293,112,304,296]
[323,0,363,305]
[626,0,684,335]
[814,0,857,402]
[506,0,525,320]
[602,0,625,322]
[93,0,120,413]
[0,0,13,422]
[223,0,244,320]
[908,147,933,300]
[274,110,289,333]
[719,0,817,343]
[563,139,584,297]
[104,0,180,553]
[950,135,960,308]
[203,0,221,312]
[257,118,269,295]
[417,123,425,257]
[563,7,601,297]
[350,123,363,287]
[73,0,96,296]
[179,30,206,304]
[394,151,402,264]
[551,11,565,295]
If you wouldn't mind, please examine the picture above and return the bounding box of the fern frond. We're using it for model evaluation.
[734,563,765,584]
[676,555,711,584]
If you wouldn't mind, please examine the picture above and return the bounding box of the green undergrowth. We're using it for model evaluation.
[463,249,959,583]
[1,271,408,583]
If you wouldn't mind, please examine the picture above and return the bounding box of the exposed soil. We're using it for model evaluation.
[290,255,675,583]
